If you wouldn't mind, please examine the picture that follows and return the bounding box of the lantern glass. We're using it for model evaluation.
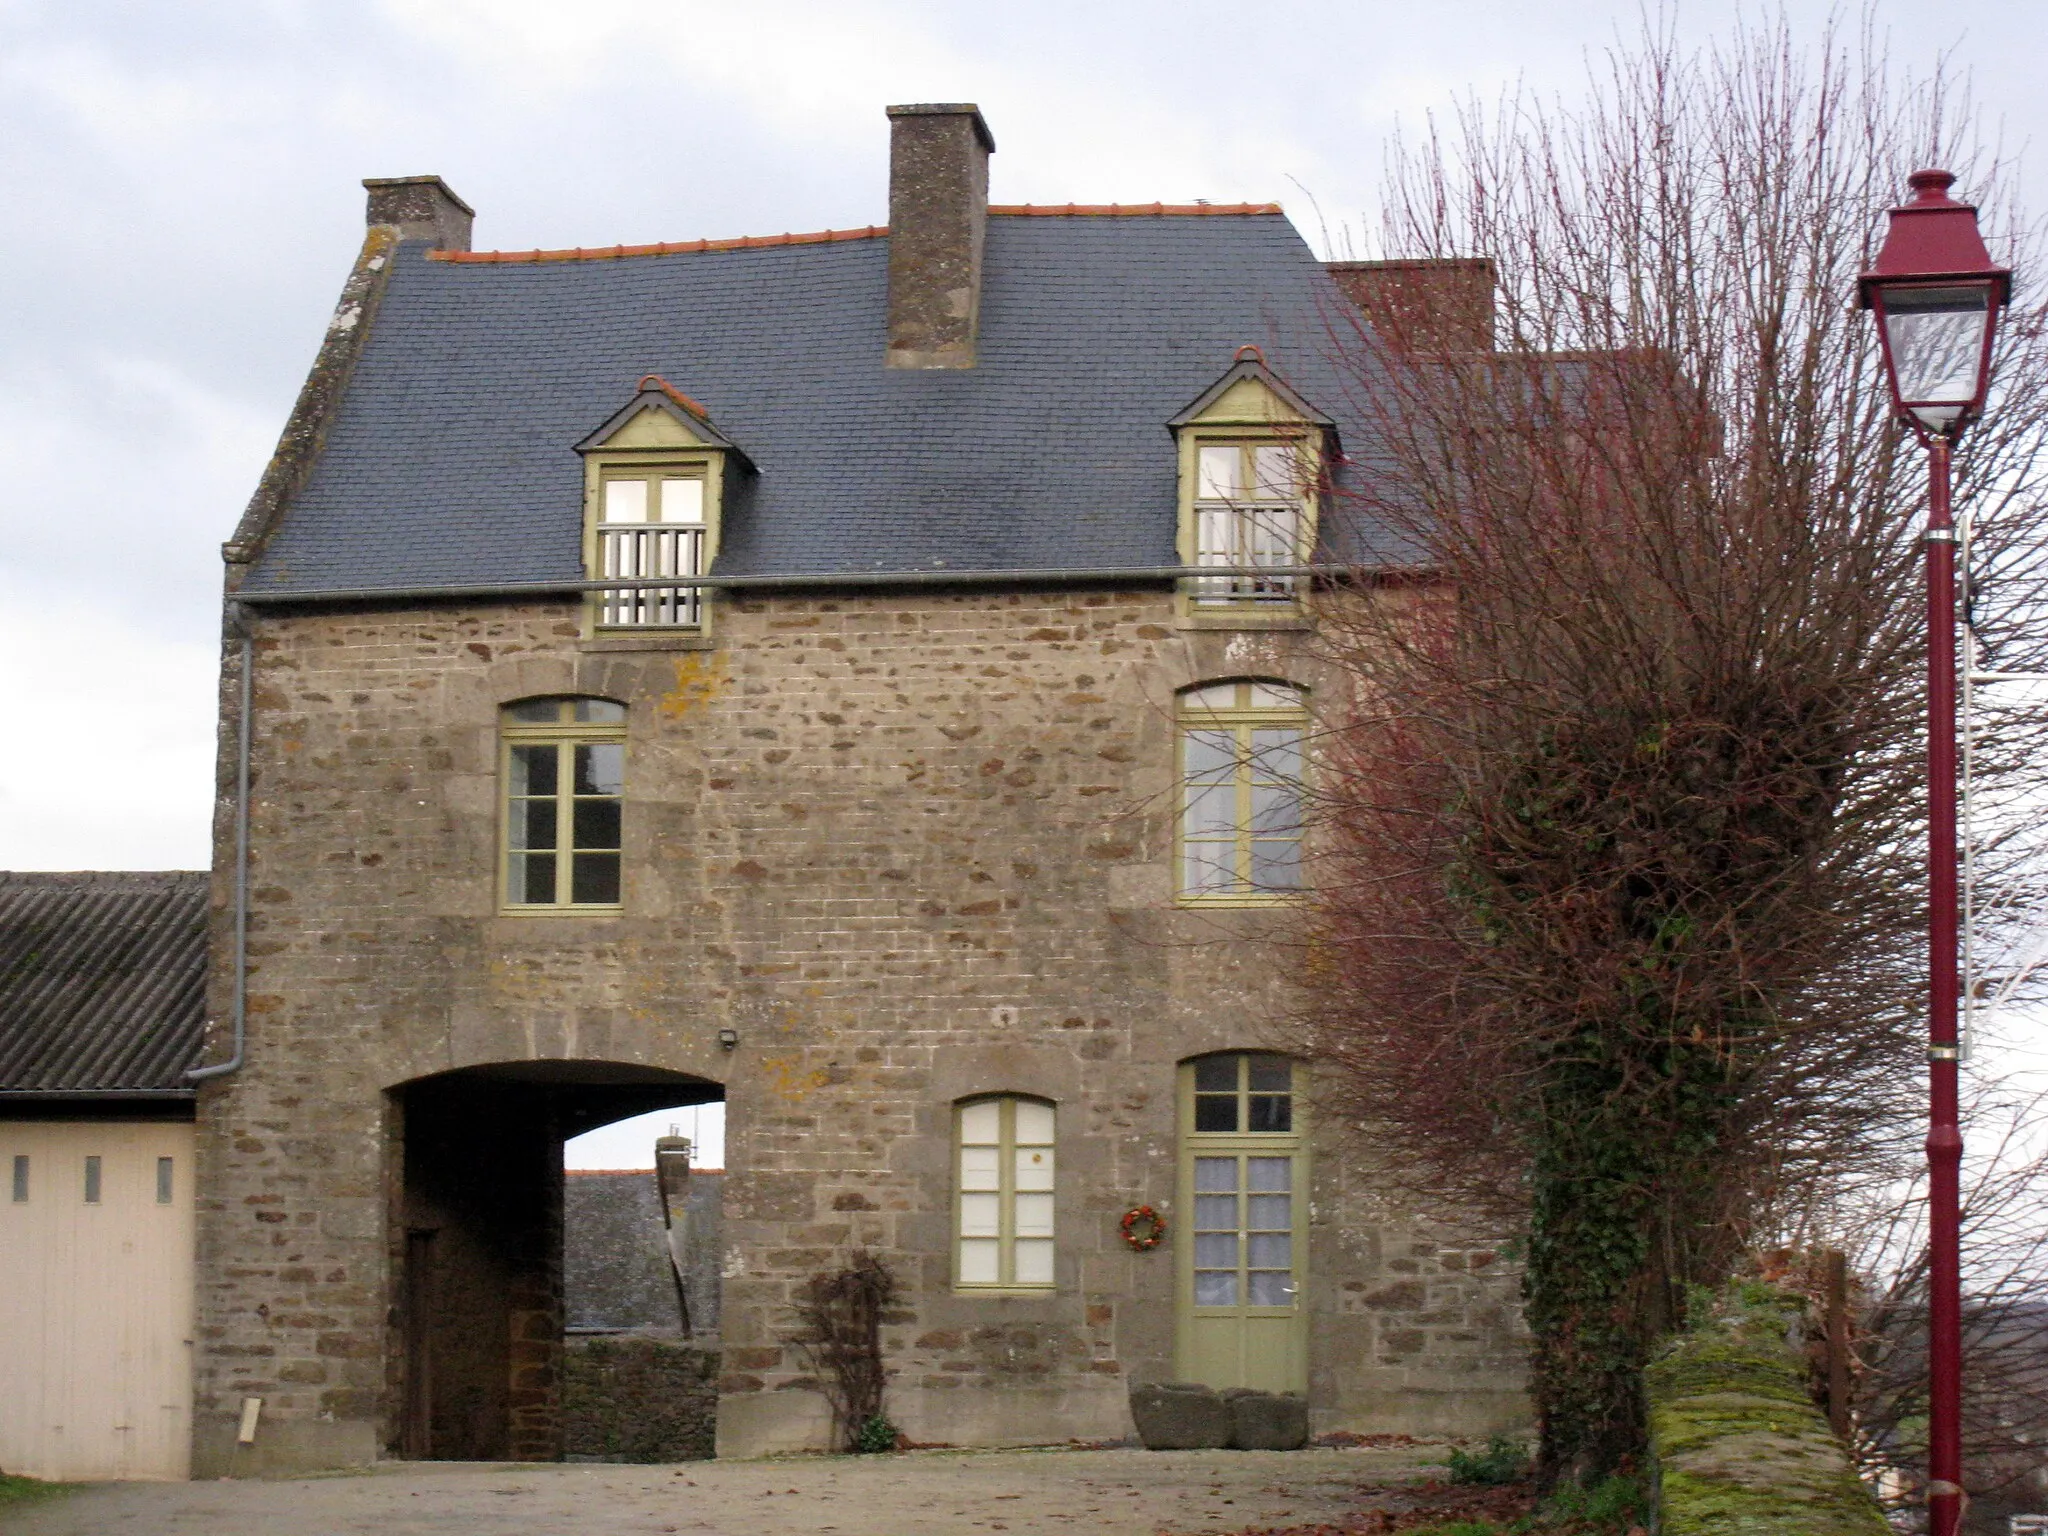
[1878,284,1995,430]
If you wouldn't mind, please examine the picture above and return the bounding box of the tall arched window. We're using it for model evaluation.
[1177,680,1307,903]
[955,1096,1056,1291]
[500,697,626,912]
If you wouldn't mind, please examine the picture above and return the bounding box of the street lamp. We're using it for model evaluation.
[1858,168,2012,1536]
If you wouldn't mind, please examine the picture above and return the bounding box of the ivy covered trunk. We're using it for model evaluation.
[1522,1042,1739,1482]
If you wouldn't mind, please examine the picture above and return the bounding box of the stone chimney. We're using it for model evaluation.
[1326,258,1496,351]
[885,104,995,369]
[363,175,475,252]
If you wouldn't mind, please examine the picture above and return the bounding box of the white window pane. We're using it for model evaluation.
[1183,844,1236,895]
[1013,1192,1055,1238]
[1013,1100,1055,1144]
[658,478,705,524]
[1247,1193,1291,1231]
[1197,445,1241,500]
[1196,507,1234,562]
[1250,783,1301,837]
[959,1192,1002,1238]
[1181,683,1240,709]
[1251,444,1295,498]
[1185,782,1237,838]
[959,1100,1001,1143]
[1248,1271,1295,1307]
[1194,1156,1239,1193]
[1251,839,1302,891]
[1013,1238,1055,1286]
[603,479,648,523]
[1248,1157,1291,1192]
[1195,1232,1239,1267]
[959,1239,1000,1285]
[1250,729,1303,780]
[1248,682,1303,709]
[1013,1147,1054,1191]
[1183,729,1237,779]
[1248,1232,1292,1269]
[960,1146,1001,1191]
[1248,505,1298,561]
[1195,1271,1239,1306]
[1194,1193,1238,1231]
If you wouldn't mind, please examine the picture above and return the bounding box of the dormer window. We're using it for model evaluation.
[1171,348,1332,625]
[576,376,749,635]
[596,468,708,627]
[1193,441,1307,607]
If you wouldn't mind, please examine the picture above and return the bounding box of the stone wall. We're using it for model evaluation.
[1647,1288,1886,1536]
[563,1337,719,1462]
[192,588,1528,1473]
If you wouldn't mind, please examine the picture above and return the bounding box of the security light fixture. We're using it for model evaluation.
[717,1028,739,1051]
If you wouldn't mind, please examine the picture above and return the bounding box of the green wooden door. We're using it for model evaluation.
[1175,1053,1307,1392]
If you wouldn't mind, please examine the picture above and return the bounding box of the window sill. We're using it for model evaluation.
[1173,893,1305,909]
[496,905,625,918]
[952,1286,1059,1298]
[582,631,716,653]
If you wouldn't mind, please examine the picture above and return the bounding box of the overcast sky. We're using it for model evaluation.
[3,0,2045,875]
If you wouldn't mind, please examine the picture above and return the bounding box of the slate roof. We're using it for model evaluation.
[0,872,209,1095]
[241,210,1396,596]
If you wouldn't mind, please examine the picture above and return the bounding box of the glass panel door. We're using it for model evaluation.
[1177,1054,1307,1393]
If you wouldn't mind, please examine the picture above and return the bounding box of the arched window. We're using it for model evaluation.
[500,697,626,912]
[955,1096,1056,1291]
[1177,680,1307,903]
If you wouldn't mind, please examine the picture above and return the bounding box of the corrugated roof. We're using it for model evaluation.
[240,211,1404,596]
[0,872,209,1095]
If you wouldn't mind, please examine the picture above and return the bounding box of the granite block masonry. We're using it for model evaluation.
[189,592,1529,1472]
[191,99,1533,1476]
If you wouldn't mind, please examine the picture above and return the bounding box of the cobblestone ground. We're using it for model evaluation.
[0,1445,1443,1536]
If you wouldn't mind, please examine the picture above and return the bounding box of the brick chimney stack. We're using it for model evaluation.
[363,175,475,252]
[885,104,995,370]
[1327,258,1496,351]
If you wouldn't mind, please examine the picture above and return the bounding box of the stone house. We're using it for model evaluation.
[192,101,1528,1476]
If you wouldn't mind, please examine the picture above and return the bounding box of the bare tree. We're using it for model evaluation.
[1297,12,2048,1483]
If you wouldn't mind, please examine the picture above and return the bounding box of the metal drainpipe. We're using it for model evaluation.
[189,612,253,1083]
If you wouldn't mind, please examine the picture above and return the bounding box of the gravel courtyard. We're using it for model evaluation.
[1,1444,1445,1536]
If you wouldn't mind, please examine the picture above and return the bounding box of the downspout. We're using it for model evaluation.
[189,610,253,1083]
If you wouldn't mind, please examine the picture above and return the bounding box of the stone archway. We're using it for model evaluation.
[391,1061,720,1461]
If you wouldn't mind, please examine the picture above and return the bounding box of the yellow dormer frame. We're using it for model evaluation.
[1170,355,1331,628]
[575,381,747,638]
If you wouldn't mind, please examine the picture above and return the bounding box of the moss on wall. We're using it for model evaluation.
[1645,1289,1886,1536]
[562,1337,719,1462]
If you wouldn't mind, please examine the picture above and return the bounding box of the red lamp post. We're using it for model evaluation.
[1858,169,2012,1536]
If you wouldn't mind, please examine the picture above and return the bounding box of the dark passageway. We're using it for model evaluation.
[392,1061,720,1461]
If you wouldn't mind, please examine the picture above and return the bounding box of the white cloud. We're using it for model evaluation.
[0,592,216,869]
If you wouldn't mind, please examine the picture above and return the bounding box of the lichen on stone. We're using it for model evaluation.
[1646,1287,1887,1535]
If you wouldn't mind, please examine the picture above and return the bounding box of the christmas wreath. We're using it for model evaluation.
[1119,1204,1167,1251]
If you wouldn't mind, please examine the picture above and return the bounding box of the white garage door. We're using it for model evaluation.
[0,1120,195,1481]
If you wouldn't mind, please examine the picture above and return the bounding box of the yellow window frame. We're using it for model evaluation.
[581,452,725,635]
[1175,680,1309,906]
[1175,428,1319,622]
[954,1096,1057,1293]
[498,698,628,915]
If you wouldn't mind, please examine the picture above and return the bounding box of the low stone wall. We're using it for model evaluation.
[563,1337,720,1462]
[1646,1289,1885,1536]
